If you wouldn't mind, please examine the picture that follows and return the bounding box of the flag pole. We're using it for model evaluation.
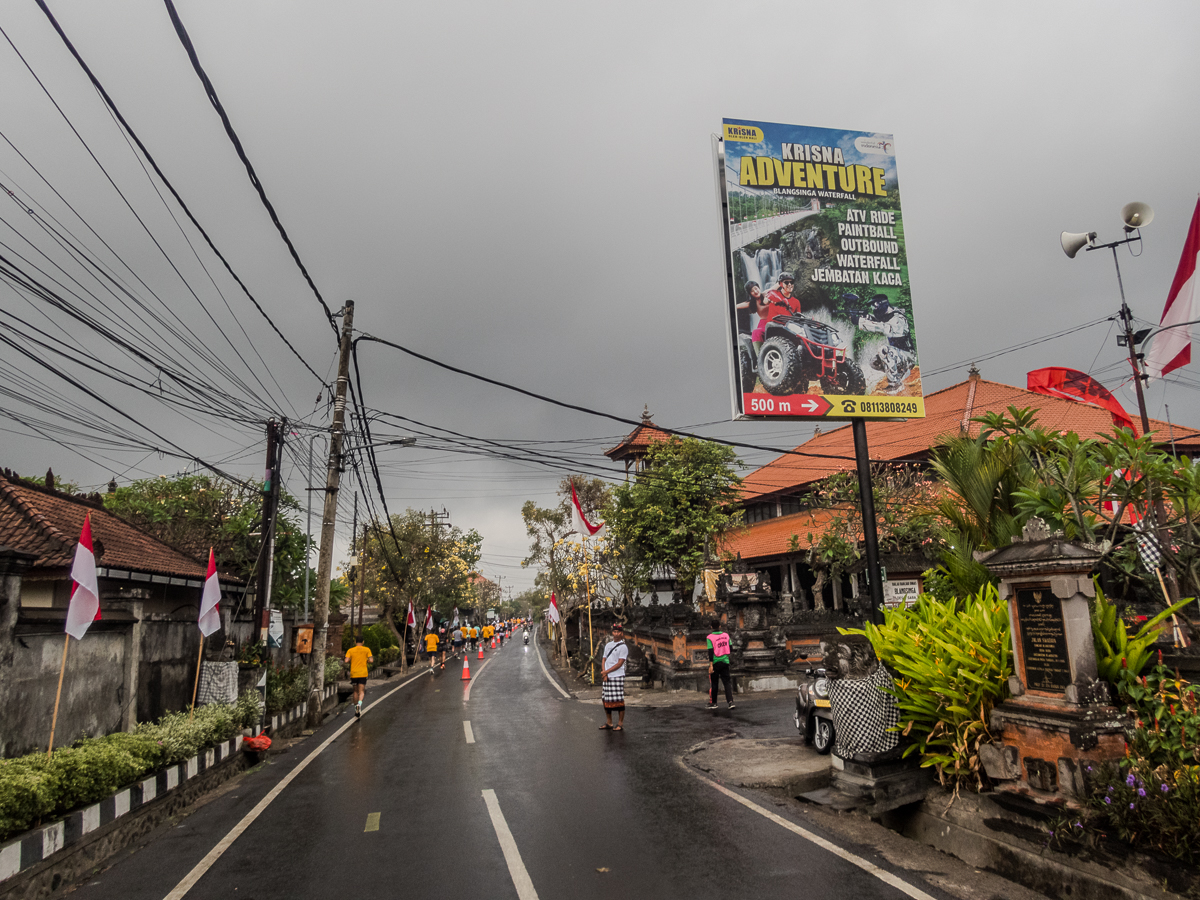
[189,635,205,722]
[48,633,69,756]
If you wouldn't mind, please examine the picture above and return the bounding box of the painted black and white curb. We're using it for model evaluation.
[0,684,335,884]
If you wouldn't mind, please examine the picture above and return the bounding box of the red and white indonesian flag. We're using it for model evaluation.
[1146,198,1200,381]
[65,514,101,640]
[423,605,433,633]
[405,601,416,628]
[570,483,605,539]
[198,548,221,637]
[548,592,561,624]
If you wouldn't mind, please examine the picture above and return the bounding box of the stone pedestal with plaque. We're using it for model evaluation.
[977,519,1129,802]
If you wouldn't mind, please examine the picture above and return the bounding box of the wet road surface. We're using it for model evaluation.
[71,631,952,900]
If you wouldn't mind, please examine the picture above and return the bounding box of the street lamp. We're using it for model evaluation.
[1060,201,1155,433]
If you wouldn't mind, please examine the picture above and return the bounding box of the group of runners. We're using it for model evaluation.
[343,616,534,717]
[420,618,533,669]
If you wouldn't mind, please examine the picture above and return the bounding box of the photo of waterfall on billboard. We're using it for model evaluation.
[720,118,925,421]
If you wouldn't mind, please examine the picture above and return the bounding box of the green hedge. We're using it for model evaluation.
[0,690,262,842]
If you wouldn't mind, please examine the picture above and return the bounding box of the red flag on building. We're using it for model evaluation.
[64,515,101,639]
[198,548,221,637]
[1145,198,1200,381]
[1026,367,1136,434]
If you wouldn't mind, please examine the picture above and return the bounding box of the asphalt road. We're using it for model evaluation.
[70,631,954,900]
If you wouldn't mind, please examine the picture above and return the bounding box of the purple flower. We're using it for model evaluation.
[1138,788,1146,797]
[1129,802,1136,809]
[1104,797,1111,805]
[1161,784,1170,793]
[1126,773,1136,786]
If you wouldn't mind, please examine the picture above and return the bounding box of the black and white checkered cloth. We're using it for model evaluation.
[828,664,900,757]
[197,661,239,706]
[602,676,626,707]
[1134,517,1164,571]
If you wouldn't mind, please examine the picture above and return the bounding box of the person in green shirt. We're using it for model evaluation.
[706,618,735,710]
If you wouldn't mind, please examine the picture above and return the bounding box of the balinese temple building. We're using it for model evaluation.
[613,370,1200,692]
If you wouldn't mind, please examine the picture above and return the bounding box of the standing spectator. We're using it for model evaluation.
[599,623,630,732]
[706,618,735,709]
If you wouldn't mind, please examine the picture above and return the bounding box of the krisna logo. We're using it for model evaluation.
[853,136,895,156]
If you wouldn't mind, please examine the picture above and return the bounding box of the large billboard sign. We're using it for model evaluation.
[718,119,925,421]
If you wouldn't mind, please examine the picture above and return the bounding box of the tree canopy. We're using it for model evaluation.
[607,437,743,592]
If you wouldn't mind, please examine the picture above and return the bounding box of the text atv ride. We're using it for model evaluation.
[742,315,866,396]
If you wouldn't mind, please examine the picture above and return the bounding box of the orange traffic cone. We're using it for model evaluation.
[462,657,471,680]
[491,637,496,649]
[477,644,485,659]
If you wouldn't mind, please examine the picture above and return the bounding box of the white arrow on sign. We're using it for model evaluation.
[800,398,820,412]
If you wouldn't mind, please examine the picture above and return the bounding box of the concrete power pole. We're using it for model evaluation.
[254,418,280,641]
[306,301,354,728]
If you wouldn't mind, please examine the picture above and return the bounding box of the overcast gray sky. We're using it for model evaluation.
[2,1,1198,593]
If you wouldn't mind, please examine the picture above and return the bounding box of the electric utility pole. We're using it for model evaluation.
[255,418,282,641]
[306,301,354,728]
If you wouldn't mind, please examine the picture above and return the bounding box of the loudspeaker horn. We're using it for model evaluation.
[1121,202,1154,231]
[1061,231,1095,259]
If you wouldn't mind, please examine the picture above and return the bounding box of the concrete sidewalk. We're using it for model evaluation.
[684,734,832,795]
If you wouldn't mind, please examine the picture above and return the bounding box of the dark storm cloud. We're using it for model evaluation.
[2,1,1198,590]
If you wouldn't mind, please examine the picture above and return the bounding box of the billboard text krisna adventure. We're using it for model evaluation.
[718,118,925,421]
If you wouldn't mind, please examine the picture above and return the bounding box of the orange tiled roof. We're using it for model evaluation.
[604,412,672,461]
[722,507,857,559]
[0,474,209,578]
[740,376,1200,501]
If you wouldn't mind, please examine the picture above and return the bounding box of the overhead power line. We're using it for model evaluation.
[26,2,327,381]
[353,333,915,465]
[160,0,339,336]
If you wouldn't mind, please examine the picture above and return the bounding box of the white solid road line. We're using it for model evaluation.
[533,627,570,699]
[162,667,433,900]
[464,720,475,744]
[481,789,540,900]
[683,764,937,900]
[462,655,493,702]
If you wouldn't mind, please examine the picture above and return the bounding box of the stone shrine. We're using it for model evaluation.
[978,518,1129,800]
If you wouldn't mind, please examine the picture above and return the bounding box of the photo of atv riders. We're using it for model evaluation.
[730,206,921,402]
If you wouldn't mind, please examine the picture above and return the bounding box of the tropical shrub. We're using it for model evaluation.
[0,694,257,842]
[1091,587,1194,684]
[324,656,342,685]
[1121,658,1200,768]
[265,666,308,715]
[843,585,1012,788]
[1082,760,1200,863]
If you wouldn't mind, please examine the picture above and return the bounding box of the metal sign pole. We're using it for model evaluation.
[852,419,884,625]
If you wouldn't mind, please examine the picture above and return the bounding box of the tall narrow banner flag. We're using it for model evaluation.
[405,601,416,628]
[198,548,221,637]
[548,592,561,624]
[570,483,605,538]
[1026,367,1137,434]
[423,605,433,633]
[65,514,101,640]
[452,606,460,628]
[1145,198,1200,381]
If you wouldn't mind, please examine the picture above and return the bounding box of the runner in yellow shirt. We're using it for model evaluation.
[423,630,440,670]
[344,637,374,718]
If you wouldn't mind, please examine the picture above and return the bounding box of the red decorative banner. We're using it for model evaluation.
[1026,367,1136,434]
